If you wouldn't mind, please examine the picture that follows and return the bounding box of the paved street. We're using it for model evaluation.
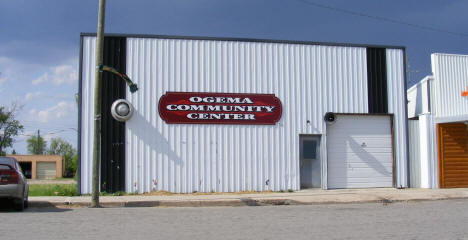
[1,199,468,240]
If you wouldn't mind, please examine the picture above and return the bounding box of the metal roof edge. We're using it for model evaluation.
[80,32,406,50]
[431,53,468,57]
[407,75,434,92]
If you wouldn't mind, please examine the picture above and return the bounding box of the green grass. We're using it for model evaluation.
[28,184,78,196]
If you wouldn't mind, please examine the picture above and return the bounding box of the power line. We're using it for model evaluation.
[18,128,77,137]
[292,0,468,38]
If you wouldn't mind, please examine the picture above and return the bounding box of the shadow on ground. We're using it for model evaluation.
[0,199,72,213]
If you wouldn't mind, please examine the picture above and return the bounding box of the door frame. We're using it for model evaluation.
[299,134,323,189]
[324,113,396,189]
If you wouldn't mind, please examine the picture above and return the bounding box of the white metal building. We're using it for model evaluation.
[408,53,468,188]
[78,34,409,194]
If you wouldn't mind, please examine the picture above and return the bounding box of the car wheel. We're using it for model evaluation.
[13,198,24,211]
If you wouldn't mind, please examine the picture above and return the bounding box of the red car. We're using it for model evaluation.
[0,157,29,211]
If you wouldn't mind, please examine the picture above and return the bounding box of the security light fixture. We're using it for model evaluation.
[111,99,134,122]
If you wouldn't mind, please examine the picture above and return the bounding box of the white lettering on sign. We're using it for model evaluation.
[189,96,254,104]
[166,104,275,113]
[187,113,256,120]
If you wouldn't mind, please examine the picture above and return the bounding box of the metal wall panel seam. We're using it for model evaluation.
[77,36,85,194]
[80,37,97,194]
[386,49,408,187]
[428,114,438,188]
[408,120,420,188]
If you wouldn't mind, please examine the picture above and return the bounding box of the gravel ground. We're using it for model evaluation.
[27,179,76,185]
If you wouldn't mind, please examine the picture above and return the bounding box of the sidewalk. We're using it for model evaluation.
[29,188,468,208]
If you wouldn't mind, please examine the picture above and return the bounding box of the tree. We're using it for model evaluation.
[48,138,77,176]
[0,104,24,156]
[26,132,47,154]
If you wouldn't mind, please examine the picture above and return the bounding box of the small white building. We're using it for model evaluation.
[408,53,468,188]
[78,34,409,194]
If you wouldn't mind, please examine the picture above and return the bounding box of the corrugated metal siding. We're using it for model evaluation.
[431,53,468,118]
[125,38,370,193]
[421,114,438,188]
[408,120,421,188]
[408,115,438,188]
[80,36,408,193]
[80,36,96,193]
[407,76,432,118]
[386,49,408,187]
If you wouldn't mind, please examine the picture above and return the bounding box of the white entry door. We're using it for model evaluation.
[327,115,393,189]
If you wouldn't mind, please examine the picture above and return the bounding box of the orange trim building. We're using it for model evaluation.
[407,53,468,188]
[7,155,63,179]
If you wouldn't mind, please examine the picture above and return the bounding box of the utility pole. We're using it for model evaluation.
[91,0,106,208]
[37,130,40,154]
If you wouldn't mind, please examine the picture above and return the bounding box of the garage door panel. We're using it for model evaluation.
[328,169,392,178]
[332,117,390,125]
[333,183,393,188]
[327,138,390,145]
[330,120,389,130]
[327,141,393,149]
[328,149,393,155]
[330,177,392,183]
[327,161,393,168]
[327,115,393,189]
[328,163,393,170]
[328,128,391,134]
[327,152,393,162]
[37,162,56,180]
[331,179,393,188]
[438,123,468,188]
[327,136,393,142]
[444,162,468,167]
[444,180,468,184]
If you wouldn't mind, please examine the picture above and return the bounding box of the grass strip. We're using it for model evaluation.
[29,184,78,196]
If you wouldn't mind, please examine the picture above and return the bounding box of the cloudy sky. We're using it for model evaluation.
[1,0,467,154]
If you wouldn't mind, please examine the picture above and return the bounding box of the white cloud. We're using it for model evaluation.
[25,91,42,101]
[30,101,76,123]
[32,65,78,86]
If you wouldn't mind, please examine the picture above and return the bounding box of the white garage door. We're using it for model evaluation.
[327,115,393,189]
[37,162,56,179]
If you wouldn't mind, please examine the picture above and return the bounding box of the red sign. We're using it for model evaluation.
[158,92,282,125]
